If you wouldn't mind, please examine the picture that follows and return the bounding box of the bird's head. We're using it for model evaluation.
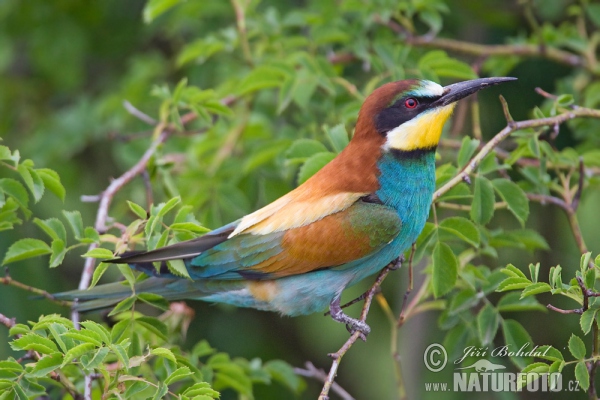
[355,77,516,154]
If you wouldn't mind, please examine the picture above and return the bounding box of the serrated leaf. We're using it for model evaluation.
[111,343,130,371]
[156,197,181,219]
[166,259,191,279]
[497,277,531,291]
[0,178,29,211]
[61,343,96,366]
[432,242,458,297]
[82,248,114,259]
[17,163,44,202]
[502,264,528,279]
[49,239,67,268]
[136,317,168,341]
[29,353,63,377]
[569,334,586,359]
[2,238,51,265]
[117,264,136,287]
[80,321,111,344]
[520,282,552,298]
[470,176,495,225]
[575,360,590,391]
[457,136,480,169]
[137,293,170,311]
[82,347,110,370]
[264,360,306,395]
[492,179,529,226]
[127,201,147,219]
[33,218,67,242]
[439,217,480,247]
[36,168,65,201]
[151,348,177,364]
[497,292,546,312]
[63,210,84,239]
[580,309,597,335]
[90,262,110,289]
[108,296,136,317]
[63,330,103,347]
[183,382,220,398]
[165,366,193,385]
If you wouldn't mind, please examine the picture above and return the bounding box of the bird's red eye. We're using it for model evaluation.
[405,98,418,108]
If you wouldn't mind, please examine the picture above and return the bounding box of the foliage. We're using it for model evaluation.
[1,0,600,399]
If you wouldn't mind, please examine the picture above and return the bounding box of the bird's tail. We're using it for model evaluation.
[54,277,220,312]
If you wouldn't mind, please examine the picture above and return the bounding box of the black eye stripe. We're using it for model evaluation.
[375,96,439,135]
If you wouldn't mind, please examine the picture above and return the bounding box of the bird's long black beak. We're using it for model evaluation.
[433,77,517,107]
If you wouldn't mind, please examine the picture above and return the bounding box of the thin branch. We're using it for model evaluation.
[122,101,157,125]
[0,312,15,329]
[1,275,72,307]
[403,35,586,71]
[231,0,253,65]
[434,103,600,200]
[319,265,394,400]
[294,362,355,400]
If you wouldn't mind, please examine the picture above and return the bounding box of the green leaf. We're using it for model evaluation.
[575,360,590,391]
[492,179,529,226]
[166,259,191,279]
[143,0,182,23]
[457,137,480,169]
[137,293,170,311]
[439,217,480,247]
[127,201,147,219]
[117,264,136,287]
[29,353,63,377]
[477,304,499,346]
[136,317,168,341]
[285,139,328,163]
[61,343,96,367]
[156,196,181,219]
[151,348,177,364]
[108,296,136,317]
[581,309,597,335]
[82,248,114,259]
[165,366,193,385]
[497,292,546,312]
[111,343,130,371]
[64,330,103,347]
[264,360,306,395]
[501,319,533,369]
[502,264,528,279]
[152,382,169,400]
[11,333,58,354]
[36,168,65,201]
[0,178,29,211]
[183,382,220,398]
[2,238,51,265]
[17,163,44,202]
[497,277,531,291]
[82,347,110,370]
[529,263,540,283]
[581,252,592,274]
[520,282,552,298]
[63,210,84,239]
[569,334,586,359]
[80,321,111,344]
[432,242,458,297]
[297,152,336,184]
[90,262,110,289]
[470,176,495,225]
[33,218,67,242]
[325,124,349,153]
[49,239,67,268]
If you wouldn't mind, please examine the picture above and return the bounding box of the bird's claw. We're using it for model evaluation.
[345,318,371,341]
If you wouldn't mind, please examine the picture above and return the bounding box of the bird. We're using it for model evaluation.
[57,77,516,336]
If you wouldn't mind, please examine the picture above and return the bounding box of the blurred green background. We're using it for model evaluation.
[1,0,599,398]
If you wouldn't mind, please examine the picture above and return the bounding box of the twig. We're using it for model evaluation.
[0,312,15,329]
[1,276,72,307]
[319,265,394,400]
[231,0,253,65]
[294,362,355,400]
[122,101,157,125]
[402,35,586,70]
[434,102,600,200]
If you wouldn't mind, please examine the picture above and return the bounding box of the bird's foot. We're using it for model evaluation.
[329,298,371,341]
[389,255,404,270]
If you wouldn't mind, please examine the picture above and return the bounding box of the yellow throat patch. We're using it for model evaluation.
[385,103,456,151]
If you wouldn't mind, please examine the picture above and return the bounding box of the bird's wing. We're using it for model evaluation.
[187,197,402,279]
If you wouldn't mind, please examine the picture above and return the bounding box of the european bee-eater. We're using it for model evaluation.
[59,77,515,335]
